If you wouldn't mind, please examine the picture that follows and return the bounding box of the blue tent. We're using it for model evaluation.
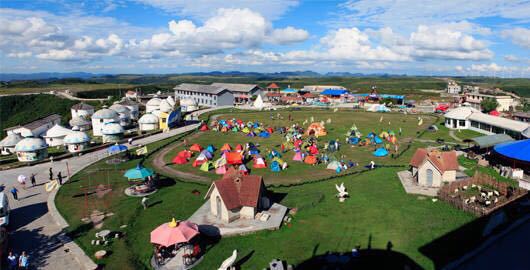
[494,139,530,162]
[124,164,154,180]
[253,123,260,128]
[367,132,376,139]
[349,137,360,144]
[270,161,281,172]
[373,148,389,157]
[259,131,270,138]
[200,150,213,159]
[373,136,383,144]
[206,145,216,153]
[320,89,349,96]
[108,144,127,154]
[249,147,260,155]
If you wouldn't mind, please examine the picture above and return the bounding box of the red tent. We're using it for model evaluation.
[235,144,244,152]
[192,159,206,167]
[309,145,319,155]
[489,110,500,116]
[173,156,188,164]
[304,155,318,164]
[177,150,192,159]
[294,139,303,148]
[220,143,232,152]
[252,156,267,168]
[435,104,449,112]
[266,127,274,134]
[189,144,203,152]
[199,124,209,131]
[226,152,243,165]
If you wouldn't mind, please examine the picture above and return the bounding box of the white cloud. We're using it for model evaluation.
[501,27,530,48]
[270,27,309,44]
[36,49,80,61]
[7,52,32,58]
[504,54,519,62]
[135,0,298,20]
[130,8,308,57]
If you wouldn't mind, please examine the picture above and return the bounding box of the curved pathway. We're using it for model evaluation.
[0,107,223,269]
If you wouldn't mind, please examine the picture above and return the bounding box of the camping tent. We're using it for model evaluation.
[214,157,227,168]
[259,131,270,138]
[292,151,303,161]
[348,137,360,144]
[199,124,209,131]
[309,145,319,155]
[239,164,249,175]
[248,146,260,155]
[172,155,188,164]
[327,160,341,170]
[235,144,244,152]
[220,143,231,152]
[373,148,389,157]
[226,152,243,165]
[200,150,213,160]
[200,161,213,172]
[253,156,267,168]
[206,145,216,153]
[270,161,281,172]
[242,127,250,134]
[215,165,227,175]
[305,123,327,137]
[373,136,383,144]
[304,155,318,164]
[253,94,264,109]
[189,144,203,152]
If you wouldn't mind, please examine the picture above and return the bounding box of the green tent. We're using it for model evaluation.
[200,161,213,172]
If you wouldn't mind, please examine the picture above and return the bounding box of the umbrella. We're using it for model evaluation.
[124,164,154,180]
[17,175,26,184]
[108,144,128,154]
[150,219,199,247]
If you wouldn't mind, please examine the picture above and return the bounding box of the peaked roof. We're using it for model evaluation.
[267,83,280,89]
[210,167,264,210]
[4,114,61,131]
[71,103,94,110]
[410,148,459,173]
[174,83,229,95]
[210,83,259,93]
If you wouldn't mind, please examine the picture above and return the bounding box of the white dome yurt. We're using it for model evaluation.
[0,133,22,155]
[180,98,198,112]
[43,124,72,147]
[110,104,132,127]
[159,99,173,113]
[15,137,48,162]
[92,108,120,136]
[63,131,90,153]
[69,116,91,131]
[118,99,140,119]
[71,103,95,118]
[101,122,124,143]
[138,114,159,132]
[146,98,162,113]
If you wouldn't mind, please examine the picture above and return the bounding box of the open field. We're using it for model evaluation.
[0,82,136,95]
[161,110,437,185]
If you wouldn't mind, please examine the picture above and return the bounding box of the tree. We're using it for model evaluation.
[480,98,499,113]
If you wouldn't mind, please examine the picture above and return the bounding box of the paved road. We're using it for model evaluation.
[0,107,222,269]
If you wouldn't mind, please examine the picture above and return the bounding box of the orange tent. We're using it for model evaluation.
[304,155,318,164]
[305,123,327,137]
[189,144,203,152]
[220,143,232,152]
[226,152,243,165]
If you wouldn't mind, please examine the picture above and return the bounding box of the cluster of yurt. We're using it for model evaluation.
[180,98,198,112]
[63,131,91,153]
[0,133,22,155]
[14,137,49,162]
[70,103,94,131]
[139,96,181,132]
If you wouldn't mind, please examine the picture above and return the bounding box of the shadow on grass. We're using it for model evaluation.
[295,248,422,270]
[268,191,288,204]
[156,176,176,188]
[235,250,255,269]
[67,222,94,239]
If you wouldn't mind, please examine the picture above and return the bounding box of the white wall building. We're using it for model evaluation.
[444,106,530,139]
[71,103,94,119]
[0,133,22,155]
[302,85,347,93]
[4,114,61,137]
[43,124,72,147]
[174,83,234,107]
[465,92,515,112]
[446,80,461,94]
[91,108,120,136]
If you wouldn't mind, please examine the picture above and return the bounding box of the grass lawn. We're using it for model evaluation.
[418,119,483,144]
[164,110,437,185]
[0,83,135,95]
[457,156,518,187]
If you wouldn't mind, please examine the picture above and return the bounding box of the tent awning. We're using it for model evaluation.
[471,134,514,149]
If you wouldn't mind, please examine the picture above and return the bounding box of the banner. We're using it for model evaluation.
[136,146,148,156]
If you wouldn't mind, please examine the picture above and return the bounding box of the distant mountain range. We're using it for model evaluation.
[0,71,406,81]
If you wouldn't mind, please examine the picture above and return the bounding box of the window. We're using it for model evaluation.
[471,121,479,128]
[459,120,466,127]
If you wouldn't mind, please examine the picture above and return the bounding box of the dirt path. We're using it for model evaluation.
[151,133,211,183]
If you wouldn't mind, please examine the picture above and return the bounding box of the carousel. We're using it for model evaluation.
[150,218,202,269]
[123,164,157,196]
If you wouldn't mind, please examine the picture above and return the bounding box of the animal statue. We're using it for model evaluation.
[218,250,237,270]
[335,182,349,200]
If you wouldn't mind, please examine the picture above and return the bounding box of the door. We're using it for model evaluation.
[426,169,433,186]
[216,196,222,219]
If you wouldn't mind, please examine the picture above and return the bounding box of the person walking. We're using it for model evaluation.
[19,251,29,269]
[30,173,37,187]
[141,197,149,210]
[7,251,17,270]
[49,167,54,181]
[57,172,63,185]
[10,187,18,201]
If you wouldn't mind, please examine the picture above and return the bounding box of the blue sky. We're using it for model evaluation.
[0,0,529,76]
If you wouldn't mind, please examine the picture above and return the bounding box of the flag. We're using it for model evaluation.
[136,146,148,156]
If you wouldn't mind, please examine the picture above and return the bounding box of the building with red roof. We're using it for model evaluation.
[266,83,280,92]
[205,167,269,223]
[410,148,459,187]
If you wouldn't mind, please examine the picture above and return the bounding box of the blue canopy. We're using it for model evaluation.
[282,88,298,93]
[320,89,349,96]
[259,131,270,138]
[494,139,530,162]
[108,144,128,154]
[124,164,154,180]
[373,148,389,157]
[373,136,383,144]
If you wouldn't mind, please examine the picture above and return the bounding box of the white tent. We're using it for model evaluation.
[253,94,264,109]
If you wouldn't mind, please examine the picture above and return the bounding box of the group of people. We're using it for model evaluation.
[7,251,29,270]
[10,167,64,201]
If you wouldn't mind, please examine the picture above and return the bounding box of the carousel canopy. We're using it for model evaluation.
[124,164,154,179]
[494,139,530,162]
[150,219,199,247]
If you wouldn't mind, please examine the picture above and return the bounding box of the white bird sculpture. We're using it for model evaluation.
[218,250,237,270]
[335,183,349,199]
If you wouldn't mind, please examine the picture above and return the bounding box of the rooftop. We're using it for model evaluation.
[468,113,530,132]
[410,148,459,173]
[174,83,228,95]
[4,114,61,131]
[71,103,94,110]
[209,167,264,210]
[210,83,259,93]
[471,134,514,149]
